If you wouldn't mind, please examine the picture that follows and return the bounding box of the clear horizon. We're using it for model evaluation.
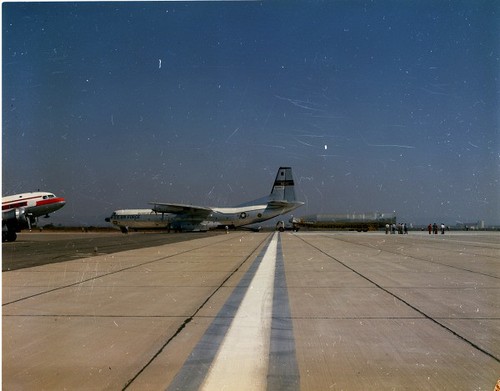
[3,2,499,227]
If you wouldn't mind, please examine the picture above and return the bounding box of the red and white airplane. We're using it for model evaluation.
[2,192,66,242]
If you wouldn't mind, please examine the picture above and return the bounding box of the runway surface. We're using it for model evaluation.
[3,231,500,390]
[2,231,223,271]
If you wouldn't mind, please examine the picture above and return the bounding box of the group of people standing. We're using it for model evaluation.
[383,223,449,234]
[385,223,408,234]
[428,223,446,234]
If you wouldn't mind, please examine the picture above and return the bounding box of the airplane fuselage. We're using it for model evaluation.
[2,192,66,241]
[107,202,303,232]
[2,192,66,217]
[207,203,301,227]
[106,209,170,232]
[106,167,304,233]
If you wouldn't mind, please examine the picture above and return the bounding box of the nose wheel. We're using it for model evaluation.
[2,231,17,242]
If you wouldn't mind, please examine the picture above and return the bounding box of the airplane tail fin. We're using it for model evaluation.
[269,167,297,202]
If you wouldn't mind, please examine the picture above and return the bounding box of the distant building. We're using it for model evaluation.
[456,220,486,230]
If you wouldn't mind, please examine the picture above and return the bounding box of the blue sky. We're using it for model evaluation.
[3,1,499,226]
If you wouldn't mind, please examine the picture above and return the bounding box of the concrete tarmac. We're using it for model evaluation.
[3,231,499,390]
[2,231,223,271]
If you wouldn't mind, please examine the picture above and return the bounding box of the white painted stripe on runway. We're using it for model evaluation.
[200,232,278,391]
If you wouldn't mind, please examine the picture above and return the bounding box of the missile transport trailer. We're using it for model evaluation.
[290,212,396,232]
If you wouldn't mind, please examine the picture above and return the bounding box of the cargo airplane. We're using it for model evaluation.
[2,192,66,242]
[106,167,304,233]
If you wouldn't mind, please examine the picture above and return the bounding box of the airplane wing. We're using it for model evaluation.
[150,202,213,217]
